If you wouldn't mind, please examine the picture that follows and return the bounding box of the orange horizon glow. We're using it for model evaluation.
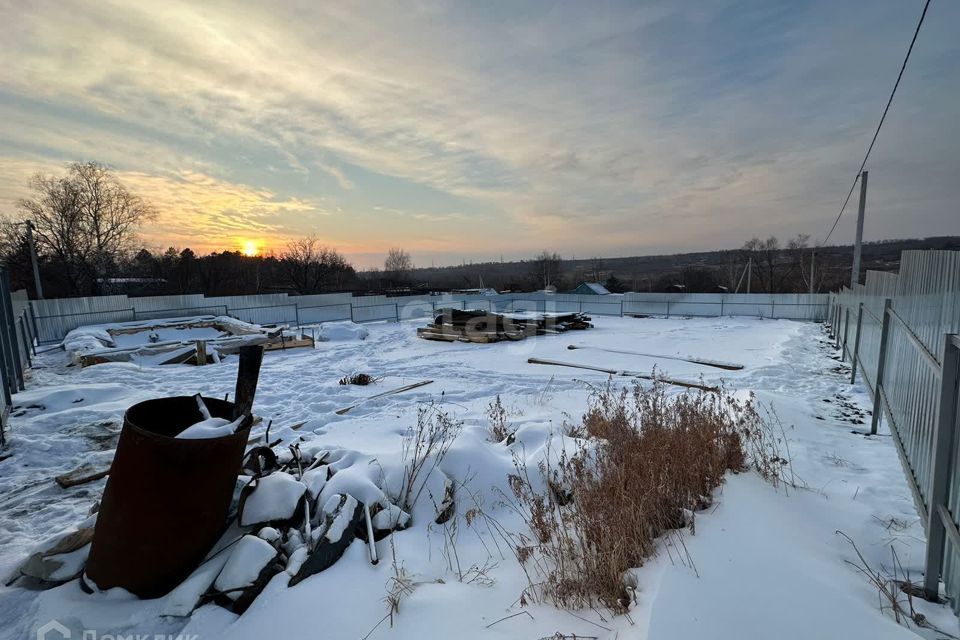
[240,239,263,257]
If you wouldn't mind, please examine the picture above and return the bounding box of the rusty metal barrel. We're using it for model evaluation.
[86,395,250,598]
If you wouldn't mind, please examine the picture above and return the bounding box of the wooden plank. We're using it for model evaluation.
[335,380,434,415]
[55,464,110,488]
[567,345,744,371]
[527,357,719,392]
[262,336,315,351]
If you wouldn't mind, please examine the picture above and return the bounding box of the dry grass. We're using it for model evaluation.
[837,531,956,637]
[487,395,514,443]
[399,403,462,513]
[506,379,791,612]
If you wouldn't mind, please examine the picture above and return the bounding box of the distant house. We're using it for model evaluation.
[571,282,610,295]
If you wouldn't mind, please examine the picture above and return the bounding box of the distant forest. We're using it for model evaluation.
[4,232,956,300]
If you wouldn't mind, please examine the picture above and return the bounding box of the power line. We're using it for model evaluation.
[819,0,931,246]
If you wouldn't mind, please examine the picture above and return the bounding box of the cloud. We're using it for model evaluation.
[0,0,957,265]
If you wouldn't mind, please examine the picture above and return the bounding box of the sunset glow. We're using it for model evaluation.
[0,2,955,268]
[241,240,261,257]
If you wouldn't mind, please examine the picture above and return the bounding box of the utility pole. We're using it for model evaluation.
[809,249,816,294]
[851,170,868,287]
[746,257,752,294]
[25,220,43,299]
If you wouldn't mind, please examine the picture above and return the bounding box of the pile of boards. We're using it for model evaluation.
[417,307,593,343]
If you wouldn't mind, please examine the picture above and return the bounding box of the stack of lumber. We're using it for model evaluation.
[417,308,593,343]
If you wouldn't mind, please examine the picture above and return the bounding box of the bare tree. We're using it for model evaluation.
[280,236,354,293]
[741,236,782,293]
[384,247,413,283]
[18,162,156,294]
[530,250,563,289]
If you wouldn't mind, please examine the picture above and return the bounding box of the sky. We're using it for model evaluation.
[0,0,957,268]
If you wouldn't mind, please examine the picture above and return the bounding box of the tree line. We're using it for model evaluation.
[0,163,423,298]
[1,161,913,299]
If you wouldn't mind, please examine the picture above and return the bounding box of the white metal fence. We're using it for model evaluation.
[0,288,828,441]
[24,291,830,345]
[832,250,960,611]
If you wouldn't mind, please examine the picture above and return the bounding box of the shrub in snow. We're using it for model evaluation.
[399,403,462,512]
[239,472,307,527]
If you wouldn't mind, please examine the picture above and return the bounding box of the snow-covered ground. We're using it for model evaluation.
[0,316,956,639]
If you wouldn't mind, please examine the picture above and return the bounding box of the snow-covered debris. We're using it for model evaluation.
[300,467,328,501]
[290,494,363,586]
[256,527,281,543]
[60,315,270,365]
[212,535,279,605]
[161,551,231,617]
[62,326,115,355]
[9,515,97,584]
[316,321,368,342]
[371,503,411,535]
[239,473,307,527]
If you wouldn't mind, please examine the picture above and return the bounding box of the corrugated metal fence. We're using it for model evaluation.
[24,291,829,345]
[0,288,828,441]
[0,268,34,446]
[832,250,960,610]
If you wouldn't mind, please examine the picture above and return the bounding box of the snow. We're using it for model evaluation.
[61,315,267,362]
[239,473,306,527]
[315,321,369,342]
[372,504,410,531]
[110,326,225,349]
[176,415,244,439]
[300,467,327,501]
[321,494,359,543]
[212,536,277,601]
[1,315,957,640]
[161,551,231,617]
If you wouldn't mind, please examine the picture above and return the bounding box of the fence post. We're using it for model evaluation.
[294,306,300,328]
[830,298,836,337]
[19,318,31,368]
[28,303,40,354]
[870,299,893,435]
[850,303,864,384]
[0,286,15,397]
[0,320,10,414]
[840,307,850,358]
[666,300,670,317]
[394,304,399,322]
[619,301,623,317]
[835,304,843,348]
[0,270,24,391]
[771,299,776,319]
[923,333,960,600]
[720,298,724,317]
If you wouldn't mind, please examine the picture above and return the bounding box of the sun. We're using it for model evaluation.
[241,240,260,257]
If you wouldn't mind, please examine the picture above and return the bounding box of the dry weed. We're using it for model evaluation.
[487,395,514,443]
[505,379,793,612]
[399,403,462,512]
